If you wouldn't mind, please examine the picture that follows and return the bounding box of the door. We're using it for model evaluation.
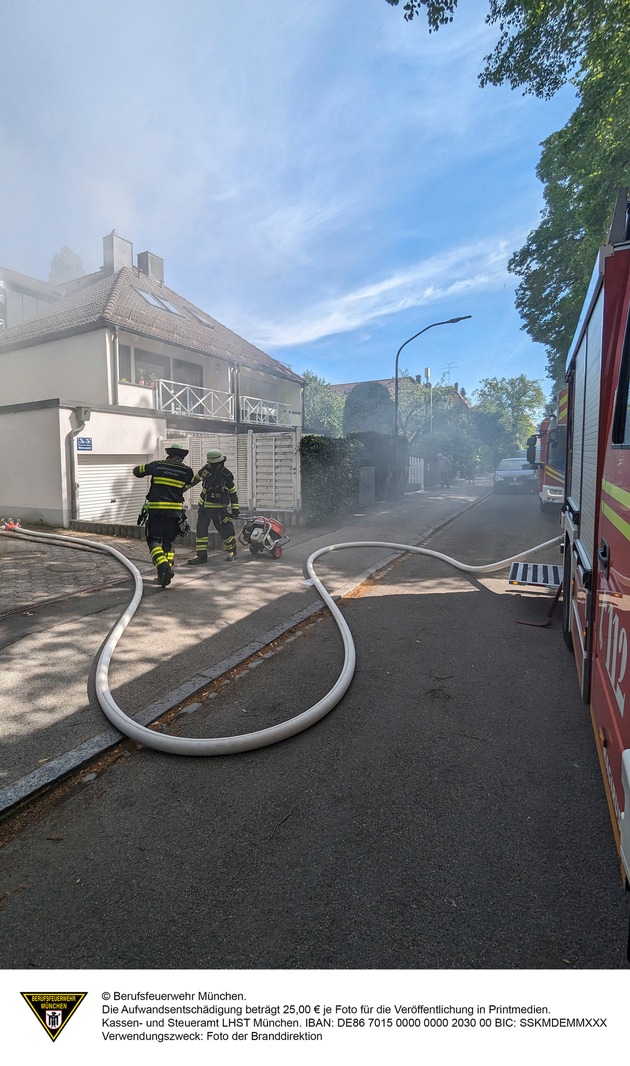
[77,455,149,522]
[563,284,604,699]
[589,250,630,866]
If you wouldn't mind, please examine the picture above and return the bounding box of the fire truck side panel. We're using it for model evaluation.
[539,388,568,511]
[564,286,604,699]
[588,244,630,870]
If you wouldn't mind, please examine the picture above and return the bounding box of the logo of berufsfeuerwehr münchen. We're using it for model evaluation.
[21,992,87,1041]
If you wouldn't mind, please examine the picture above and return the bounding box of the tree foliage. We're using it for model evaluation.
[387,0,630,388]
[385,0,457,29]
[49,245,84,284]
[302,370,345,437]
[300,434,365,525]
[509,6,630,386]
[473,374,544,458]
[385,0,605,98]
[342,381,395,436]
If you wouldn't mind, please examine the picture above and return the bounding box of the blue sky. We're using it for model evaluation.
[1,0,578,402]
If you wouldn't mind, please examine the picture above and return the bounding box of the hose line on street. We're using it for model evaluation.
[6,526,562,756]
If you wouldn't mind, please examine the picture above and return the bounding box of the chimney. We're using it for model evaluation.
[103,230,133,275]
[137,251,164,283]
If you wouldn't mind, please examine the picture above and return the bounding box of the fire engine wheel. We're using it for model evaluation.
[272,545,283,559]
[249,544,263,555]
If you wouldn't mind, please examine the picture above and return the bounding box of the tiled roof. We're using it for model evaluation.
[329,378,403,396]
[0,265,303,383]
[0,266,66,298]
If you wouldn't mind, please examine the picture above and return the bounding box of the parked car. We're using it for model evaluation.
[493,457,537,494]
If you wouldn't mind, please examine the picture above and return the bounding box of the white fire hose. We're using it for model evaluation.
[5,526,562,756]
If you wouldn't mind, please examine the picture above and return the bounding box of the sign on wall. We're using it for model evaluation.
[76,437,93,451]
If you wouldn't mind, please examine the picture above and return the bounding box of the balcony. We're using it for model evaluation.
[239,395,294,426]
[157,379,235,420]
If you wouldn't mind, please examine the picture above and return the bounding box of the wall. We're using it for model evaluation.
[0,402,168,527]
[1,331,109,406]
[75,409,166,458]
[0,405,65,524]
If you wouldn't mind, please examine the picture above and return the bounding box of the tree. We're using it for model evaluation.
[396,373,431,445]
[474,374,545,459]
[387,0,630,387]
[342,381,395,436]
[384,0,457,30]
[49,246,85,284]
[385,0,612,99]
[302,370,345,437]
[508,8,630,386]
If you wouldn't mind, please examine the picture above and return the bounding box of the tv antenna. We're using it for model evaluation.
[441,362,459,385]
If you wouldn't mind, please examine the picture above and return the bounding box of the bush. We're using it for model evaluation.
[300,435,365,525]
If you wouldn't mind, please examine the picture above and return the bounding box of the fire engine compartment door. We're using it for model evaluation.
[565,288,604,700]
[590,268,630,858]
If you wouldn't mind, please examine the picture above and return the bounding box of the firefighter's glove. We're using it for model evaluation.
[137,506,149,526]
[231,508,240,519]
[177,510,191,537]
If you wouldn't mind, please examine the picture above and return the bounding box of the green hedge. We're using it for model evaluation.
[300,435,365,525]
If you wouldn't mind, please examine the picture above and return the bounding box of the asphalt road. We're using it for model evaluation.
[0,490,628,970]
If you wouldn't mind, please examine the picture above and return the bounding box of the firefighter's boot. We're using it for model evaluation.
[157,562,172,588]
[187,553,208,565]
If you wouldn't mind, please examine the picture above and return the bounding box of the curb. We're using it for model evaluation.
[0,490,492,818]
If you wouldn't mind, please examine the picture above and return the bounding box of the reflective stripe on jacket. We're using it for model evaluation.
[133,458,196,510]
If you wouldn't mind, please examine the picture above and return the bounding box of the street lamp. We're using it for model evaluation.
[393,316,472,491]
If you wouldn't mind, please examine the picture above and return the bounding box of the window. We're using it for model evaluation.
[157,297,185,317]
[173,358,203,388]
[188,308,216,328]
[134,349,170,385]
[613,311,630,445]
[118,344,131,381]
[133,287,185,316]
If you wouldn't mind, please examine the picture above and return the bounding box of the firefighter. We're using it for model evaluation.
[133,443,195,588]
[187,449,240,564]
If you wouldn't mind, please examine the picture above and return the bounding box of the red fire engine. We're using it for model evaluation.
[562,188,630,885]
[534,388,568,514]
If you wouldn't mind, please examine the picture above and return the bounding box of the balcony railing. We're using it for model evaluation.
[157,379,235,420]
[239,395,294,426]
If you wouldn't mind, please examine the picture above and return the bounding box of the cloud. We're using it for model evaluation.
[247,236,520,347]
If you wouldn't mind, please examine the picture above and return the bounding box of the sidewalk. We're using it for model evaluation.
[0,480,495,812]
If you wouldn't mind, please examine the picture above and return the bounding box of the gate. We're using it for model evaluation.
[250,431,301,511]
[408,456,424,488]
[182,430,300,511]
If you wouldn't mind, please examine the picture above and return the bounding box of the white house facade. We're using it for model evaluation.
[0,233,304,527]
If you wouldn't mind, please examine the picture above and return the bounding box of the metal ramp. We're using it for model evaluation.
[508,561,562,588]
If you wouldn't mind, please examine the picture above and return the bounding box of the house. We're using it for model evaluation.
[0,232,304,528]
[330,376,470,407]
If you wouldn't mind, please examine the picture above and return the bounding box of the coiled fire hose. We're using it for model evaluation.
[5,526,562,756]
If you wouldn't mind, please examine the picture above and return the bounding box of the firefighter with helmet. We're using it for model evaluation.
[133,442,195,587]
[188,449,240,564]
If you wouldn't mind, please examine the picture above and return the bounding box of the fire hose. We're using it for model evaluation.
[6,526,562,756]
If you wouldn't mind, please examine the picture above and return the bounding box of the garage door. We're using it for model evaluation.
[77,455,149,522]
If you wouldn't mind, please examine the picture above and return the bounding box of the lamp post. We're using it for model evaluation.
[425,367,433,435]
[393,316,472,491]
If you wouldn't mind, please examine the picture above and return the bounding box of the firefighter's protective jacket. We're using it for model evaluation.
[133,457,196,511]
[192,464,239,511]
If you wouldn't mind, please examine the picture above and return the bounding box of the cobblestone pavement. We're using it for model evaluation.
[0,530,152,616]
